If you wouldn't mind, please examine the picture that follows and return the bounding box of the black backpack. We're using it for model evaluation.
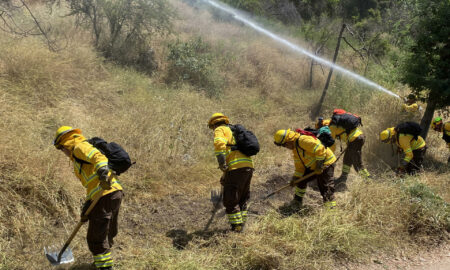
[443,132,450,143]
[228,124,260,156]
[73,137,134,175]
[395,122,422,140]
[303,127,335,148]
[331,113,362,134]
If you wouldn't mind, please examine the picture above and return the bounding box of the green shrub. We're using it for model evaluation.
[65,0,174,74]
[166,38,223,97]
[405,181,450,238]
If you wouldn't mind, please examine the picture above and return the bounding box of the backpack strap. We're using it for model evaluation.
[294,139,307,169]
[71,140,92,174]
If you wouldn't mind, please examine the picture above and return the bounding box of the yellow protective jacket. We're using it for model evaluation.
[214,125,253,170]
[61,133,123,201]
[402,103,419,113]
[329,125,363,152]
[292,134,336,178]
[444,122,450,150]
[315,119,331,129]
[396,134,426,163]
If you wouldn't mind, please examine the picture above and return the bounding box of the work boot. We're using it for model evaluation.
[231,223,243,233]
[323,201,337,210]
[334,174,348,192]
[287,196,303,212]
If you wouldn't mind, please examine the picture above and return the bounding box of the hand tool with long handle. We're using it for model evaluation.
[263,146,347,201]
[44,188,105,266]
[263,171,317,200]
[45,172,115,266]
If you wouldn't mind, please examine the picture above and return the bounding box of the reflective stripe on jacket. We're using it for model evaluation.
[293,135,336,177]
[214,125,253,170]
[397,134,426,163]
[329,125,363,144]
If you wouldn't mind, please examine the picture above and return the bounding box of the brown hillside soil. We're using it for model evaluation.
[339,244,450,270]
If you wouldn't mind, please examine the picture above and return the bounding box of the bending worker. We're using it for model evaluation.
[273,129,336,211]
[328,112,370,190]
[380,126,426,175]
[431,117,450,163]
[54,126,123,270]
[208,113,254,232]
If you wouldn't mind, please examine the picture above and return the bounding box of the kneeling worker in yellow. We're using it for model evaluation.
[208,113,254,232]
[54,126,123,270]
[431,117,450,163]
[380,124,426,175]
[274,129,336,210]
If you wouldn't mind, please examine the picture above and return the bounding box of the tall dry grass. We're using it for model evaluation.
[0,1,448,269]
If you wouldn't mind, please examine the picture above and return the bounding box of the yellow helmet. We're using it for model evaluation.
[431,117,442,130]
[379,127,395,142]
[53,126,81,148]
[208,113,229,129]
[274,129,291,145]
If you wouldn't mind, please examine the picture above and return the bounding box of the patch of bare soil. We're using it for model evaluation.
[338,244,450,270]
[120,172,325,249]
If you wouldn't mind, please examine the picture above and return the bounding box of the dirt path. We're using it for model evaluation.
[341,244,450,270]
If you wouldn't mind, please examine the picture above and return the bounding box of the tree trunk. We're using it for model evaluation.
[309,59,314,89]
[311,23,346,120]
[420,99,437,139]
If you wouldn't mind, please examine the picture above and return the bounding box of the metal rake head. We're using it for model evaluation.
[44,244,74,266]
[210,189,223,209]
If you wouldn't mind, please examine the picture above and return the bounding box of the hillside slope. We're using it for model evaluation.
[0,1,448,269]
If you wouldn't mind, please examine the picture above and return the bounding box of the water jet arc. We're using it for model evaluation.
[203,0,400,99]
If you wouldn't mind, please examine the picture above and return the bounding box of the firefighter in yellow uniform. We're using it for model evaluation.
[54,126,123,270]
[431,117,450,163]
[402,94,419,113]
[315,117,331,130]
[208,113,254,232]
[274,129,336,211]
[380,127,427,175]
[328,124,370,190]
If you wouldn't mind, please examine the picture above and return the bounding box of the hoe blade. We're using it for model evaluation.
[44,245,74,266]
[210,189,223,209]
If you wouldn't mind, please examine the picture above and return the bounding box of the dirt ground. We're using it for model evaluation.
[119,171,449,269]
[341,244,450,270]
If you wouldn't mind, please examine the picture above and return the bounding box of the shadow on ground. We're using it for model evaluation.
[166,228,228,250]
[68,263,95,270]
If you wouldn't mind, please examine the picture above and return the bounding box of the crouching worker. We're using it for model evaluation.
[54,126,123,270]
[431,117,450,163]
[208,113,254,232]
[273,129,336,211]
[379,125,426,175]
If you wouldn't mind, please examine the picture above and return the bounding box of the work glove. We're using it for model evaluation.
[216,154,228,172]
[290,176,299,187]
[97,166,112,190]
[80,200,92,222]
[315,160,325,174]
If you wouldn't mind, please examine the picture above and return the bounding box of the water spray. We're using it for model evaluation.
[201,0,400,99]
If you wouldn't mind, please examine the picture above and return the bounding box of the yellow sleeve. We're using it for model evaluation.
[398,134,413,162]
[213,126,229,157]
[445,122,450,136]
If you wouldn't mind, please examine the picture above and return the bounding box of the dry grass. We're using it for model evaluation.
[0,1,448,269]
